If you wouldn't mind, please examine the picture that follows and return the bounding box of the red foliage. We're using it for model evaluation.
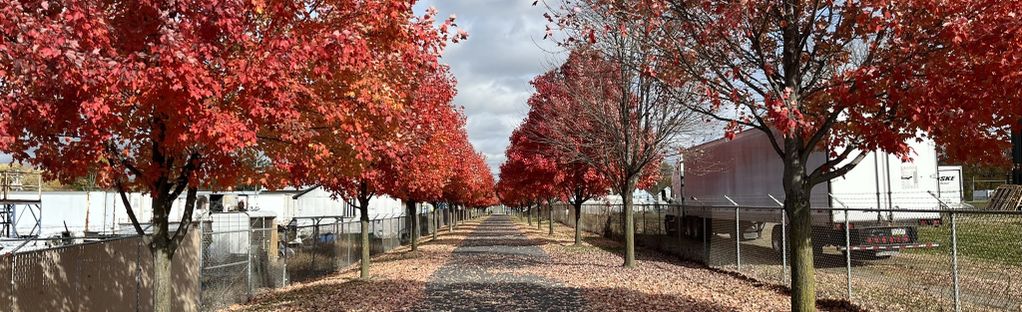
[0,0,474,308]
[443,136,497,207]
[257,3,474,207]
[545,0,1022,169]
[500,48,668,207]
[386,67,464,204]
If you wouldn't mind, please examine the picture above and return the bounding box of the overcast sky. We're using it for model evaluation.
[414,0,564,175]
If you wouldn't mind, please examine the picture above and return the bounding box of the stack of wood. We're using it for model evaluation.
[987,185,1022,211]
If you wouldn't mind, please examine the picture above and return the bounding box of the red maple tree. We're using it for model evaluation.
[387,65,463,251]
[0,0,465,307]
[544,0,1022,309]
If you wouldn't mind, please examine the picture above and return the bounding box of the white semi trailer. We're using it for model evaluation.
[668,131,944,258]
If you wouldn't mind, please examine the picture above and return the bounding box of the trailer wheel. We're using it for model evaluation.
[664,215,678,236]
[682,216,693,238]
[771,224,784,254]
[740,221,764,240]
[693,217,706,240]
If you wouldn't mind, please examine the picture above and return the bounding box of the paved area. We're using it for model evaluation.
[415,215,585,311]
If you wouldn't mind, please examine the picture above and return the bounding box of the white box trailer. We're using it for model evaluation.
[937,166,965,208]
[668,130,943,257]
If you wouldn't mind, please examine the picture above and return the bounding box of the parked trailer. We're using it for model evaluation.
[668,131,944,258]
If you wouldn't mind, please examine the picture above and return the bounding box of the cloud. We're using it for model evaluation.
[415,0,565,175]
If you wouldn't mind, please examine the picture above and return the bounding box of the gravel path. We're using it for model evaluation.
[415,215,585,311]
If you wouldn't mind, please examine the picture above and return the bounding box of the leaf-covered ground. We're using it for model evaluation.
[226,222,479,312]
[229,215,857,311]
[509,218,794,312]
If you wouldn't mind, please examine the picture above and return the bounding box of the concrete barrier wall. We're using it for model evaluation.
[0,228,200,311]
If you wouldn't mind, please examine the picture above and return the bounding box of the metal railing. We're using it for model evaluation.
[0,170,42,201]
[548,199,1022,312]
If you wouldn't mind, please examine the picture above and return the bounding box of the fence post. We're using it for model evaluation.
[676,204,683,242]
[702,209,709,264]
[950,212,961,312]
[656,205,661,236]
[641,207,647,235]
[247,226,254,300]
[343,221,350,267]
[768,194,787,285]
[282,225,289,286]
[310,221,318,272]
[8,253,15,311]
[334,219,340,268]
[735,207,740,270]
[782,210,788,285]
[844,208,852,301]
[725,195,740,271]
[198,225,204,309]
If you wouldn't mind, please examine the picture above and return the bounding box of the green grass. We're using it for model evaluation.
[911,216,1022,265]
[965,201,989,209]
[561,244,602,253]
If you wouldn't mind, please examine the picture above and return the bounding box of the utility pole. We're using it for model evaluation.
[1013,118,1022,185]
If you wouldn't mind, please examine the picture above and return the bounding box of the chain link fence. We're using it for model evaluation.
[0,207,471,311]
[200,209,456,310]
[550,200,1022,312]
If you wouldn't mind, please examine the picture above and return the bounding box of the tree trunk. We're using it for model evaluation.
[447,207,453,233]
[150,195,174,312]
[153,245,173,312]
[1012,118,1022,184]
[548,202,553,235]
[537,205,543,230]
[622,178,637,268]
[120,185,197,312]
[358,197,371,280]
[782,140,816,312]
[527,204,533,225]
[573,201,583,245]
[788,197,816,312]
[432,204,439,240]
[407,201,418,251]
[114,146,200,312]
